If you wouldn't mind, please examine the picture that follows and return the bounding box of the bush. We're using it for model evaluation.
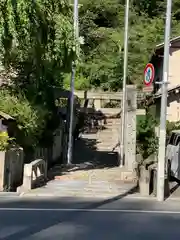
[136,112,158,159]
[166,120,180,136]
[0,131,10,151]
[0,90,48,148]
[63,73,90,90]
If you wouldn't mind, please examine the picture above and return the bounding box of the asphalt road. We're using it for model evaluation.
[0,197,180,239]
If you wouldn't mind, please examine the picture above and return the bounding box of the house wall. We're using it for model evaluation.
[169,43,180,89]
[167,93,180,122]
[153,42,180,122]
[167,44,180,122]
[153,42,180,90]
[154,93,180,122]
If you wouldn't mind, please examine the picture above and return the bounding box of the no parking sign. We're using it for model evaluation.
[144,63,155,86]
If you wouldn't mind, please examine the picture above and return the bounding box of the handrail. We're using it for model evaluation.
[17,159,47,193]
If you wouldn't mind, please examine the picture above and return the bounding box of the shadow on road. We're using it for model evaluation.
[0,185,138,210]
[0,187,154,240]
[0,192,179,240]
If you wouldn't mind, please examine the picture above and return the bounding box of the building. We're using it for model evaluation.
[149,36,180,122]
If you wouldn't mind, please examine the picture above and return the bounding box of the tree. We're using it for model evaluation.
[78,0,124,90]
[77,0,180,90]
[2,0,180,94]
[0,89,47,148]
[132,0,165,17]
[137,112,158,159]
[0,0,75,98]
[128,16,164,85]
[0,0,76,147]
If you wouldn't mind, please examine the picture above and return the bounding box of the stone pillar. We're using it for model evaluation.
[125,86,137,171]
[94,99,101,109]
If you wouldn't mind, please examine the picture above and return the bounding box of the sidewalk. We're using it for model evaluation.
[22,166,137,198]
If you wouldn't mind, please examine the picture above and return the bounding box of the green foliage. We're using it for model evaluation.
[128,17,164,83]
[0,0,78,148]
[136,112,158,159]
[79,0,124,90]
[1,0,180,154]
[0,0,75,101]
[63,67,90,90]
[76,0,180,90]
[1,0,180,92]
[0,90,48,148]
[0,131,10,151]
[132,0,165,17]
[166,120,180,137]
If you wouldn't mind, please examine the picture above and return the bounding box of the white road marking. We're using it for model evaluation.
[0,208,179,214]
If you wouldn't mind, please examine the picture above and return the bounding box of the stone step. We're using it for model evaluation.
[96,140,118,144]
[23,191,127,198]
[33,181,135,191]
[96,140,118,143]
[97,134,119,138]
[44,184,126,191]
[98,126,118,129]
[97,138,117,141]
[98,132,119,135]
[106,119,120,123]
[96,137,118,141]
[104,125,120,128]
[96,140,118,145]
[97,148,118,152]
[99,127,119,130]
[102,124,119,127]
[24,181,136,198]
[97,132,118,135]
[97,138,118,141]
[96,144,117,148]
[97,131,118,134]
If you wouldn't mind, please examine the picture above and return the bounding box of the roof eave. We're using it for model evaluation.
[155,36,180,51]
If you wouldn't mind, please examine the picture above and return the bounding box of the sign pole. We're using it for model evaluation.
[120,0,129,167]
[157,0,172,201]
[67,0,79,165]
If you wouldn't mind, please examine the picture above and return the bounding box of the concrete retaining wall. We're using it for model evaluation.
[0,148,24,191]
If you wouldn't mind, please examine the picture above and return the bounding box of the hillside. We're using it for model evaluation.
[70,0,180,91]
[1,0,180,93]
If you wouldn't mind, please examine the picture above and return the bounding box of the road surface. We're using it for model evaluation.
[0,196,180,239]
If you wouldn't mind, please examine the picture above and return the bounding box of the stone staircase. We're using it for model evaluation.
[21,111,136,198]
[96,118,120,152]
[73,116,120,167]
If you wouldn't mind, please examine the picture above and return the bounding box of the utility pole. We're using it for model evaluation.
[120,0,129,167]
[67,0,79,165]
[157,0,172,201]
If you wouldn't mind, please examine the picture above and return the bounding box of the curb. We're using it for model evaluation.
[19,193,156,200]
[0,192,20,198]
